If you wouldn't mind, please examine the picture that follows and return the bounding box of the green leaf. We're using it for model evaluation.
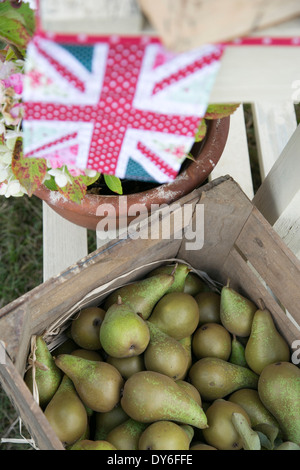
[104,174,123,195]
[11,139,47,196]
[0,1,35,53]
[204,103,240,120]
[43,175,58,192]
[232,413,261,451]
[79,172,101,187]
[57,178,87,204]
[0,1,35,34]
[195,119,207,142]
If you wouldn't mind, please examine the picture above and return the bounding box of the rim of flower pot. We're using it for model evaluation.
[34,116,230,231]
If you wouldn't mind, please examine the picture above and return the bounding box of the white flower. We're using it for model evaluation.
[0,166,10,183]
[0,179,27,198]
[48,167,72,188]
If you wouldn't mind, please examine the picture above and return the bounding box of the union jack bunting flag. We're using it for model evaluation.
[23,34,224,183]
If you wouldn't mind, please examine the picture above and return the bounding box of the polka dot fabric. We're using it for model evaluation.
[23,34,224,182]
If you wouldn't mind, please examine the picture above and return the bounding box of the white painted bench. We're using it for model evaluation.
[42,18,300,281]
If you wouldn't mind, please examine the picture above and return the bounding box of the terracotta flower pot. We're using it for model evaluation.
[34,117,230,231]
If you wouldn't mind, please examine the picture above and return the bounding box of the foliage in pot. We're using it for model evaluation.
[0,0,238,229]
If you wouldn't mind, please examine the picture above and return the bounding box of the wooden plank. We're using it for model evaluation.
[252,124,300,225]
[222,248,300,346]
[39,0,144,35]
[178,177,253,283]
[138,0,300,52]
[43,203,88,282]
[0,342,64,450]
[235,208,300,324]
[251,101,297,180]
[273,191,300,259]
[210,44,300,103]
[209,105,254,199]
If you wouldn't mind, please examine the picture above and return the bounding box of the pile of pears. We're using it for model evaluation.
[24,263,300,451]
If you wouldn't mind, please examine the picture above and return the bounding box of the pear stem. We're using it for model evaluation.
[226,278,231,288]
[117,295,123,305]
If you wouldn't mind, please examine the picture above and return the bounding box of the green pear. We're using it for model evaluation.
[228,388,279,429]
[121,371,208,429]
[180,424,194,444]
[71,307,106,350]
[106,355,145,379]
[69,440,117,450]
[192,323,232,361]
[139,421,190,450]
[106,419,148,450]
[24,335,62,409]
[65,424,90,450]
[189,442,217,450]
[189,357,259,401]
[103,273,175,320]
[148,292,199,340]
[179,336,193,370]
[229,335,248,367]
[44,375,88,446]
[245,307,290,375]
[175,380,202,407]
[202,399,252,450]
[146,263,190,293]
[144,321,189,380]
[220,285,257,337]
[94,404,129,441]
[258,362,300,445]
[99,297,150,358]
[194,291,221,325]
[55,354,124,413]
[71,349,103,361]
[184,273,210,296]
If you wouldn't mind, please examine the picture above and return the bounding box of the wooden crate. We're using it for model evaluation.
[0,176,299,450]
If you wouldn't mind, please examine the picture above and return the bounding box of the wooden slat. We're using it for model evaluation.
[210,45,300,103]
[223,248,300,346]
[43,203,88,282]
[251,101,297,180]
[209,105,254,199]
[0,342,64,450]
[39,0,144,35]
[273,192,300,260]
[235,207,300,323]
[252,123,300,258]
[178,177,253,283]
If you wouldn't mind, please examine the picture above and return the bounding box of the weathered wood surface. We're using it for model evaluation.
[42,203,88,282]
[253,123,300,258]
[209,105,254,199]
[39,0,144,35]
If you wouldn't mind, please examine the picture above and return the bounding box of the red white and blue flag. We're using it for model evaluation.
[23,34,223,183]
